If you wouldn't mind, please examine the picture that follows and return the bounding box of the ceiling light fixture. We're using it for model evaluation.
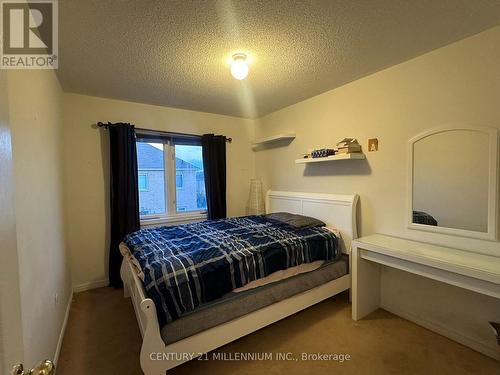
[230,53,249,80]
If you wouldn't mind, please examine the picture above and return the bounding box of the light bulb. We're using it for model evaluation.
[230,54,249,80]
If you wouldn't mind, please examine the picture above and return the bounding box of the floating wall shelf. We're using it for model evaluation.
[252,133,296,147]
[295,153,366,164]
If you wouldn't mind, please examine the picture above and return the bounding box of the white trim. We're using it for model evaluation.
[54,291,73,367]
[121,190,358,375]
[166,141,175,214]
[73,279,109,293]
[381,301,499,360]
[407,125,498,241]
[140,212,207,227]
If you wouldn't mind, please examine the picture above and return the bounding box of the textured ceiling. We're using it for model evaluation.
[57,0,500,118]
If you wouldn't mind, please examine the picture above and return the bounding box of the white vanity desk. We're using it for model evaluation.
[350,125,500,358]
[351,234,500,320]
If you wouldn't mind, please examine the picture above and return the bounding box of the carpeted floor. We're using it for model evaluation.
[57,287,500,375]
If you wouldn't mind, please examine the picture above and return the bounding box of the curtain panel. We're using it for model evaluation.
[108,123,140,288]
[201,134,227,220]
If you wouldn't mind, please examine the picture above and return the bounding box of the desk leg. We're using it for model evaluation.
[352,245,381,320]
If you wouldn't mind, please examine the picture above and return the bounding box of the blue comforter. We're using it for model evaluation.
[124,215,339,325]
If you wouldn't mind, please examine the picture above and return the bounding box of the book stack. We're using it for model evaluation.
[336,138,361,154]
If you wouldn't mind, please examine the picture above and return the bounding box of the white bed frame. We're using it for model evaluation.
[120,190,359,374]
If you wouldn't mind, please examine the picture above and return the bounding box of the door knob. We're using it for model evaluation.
[11,360,55,375]
[12,364,24,375]
[29,360,55,375]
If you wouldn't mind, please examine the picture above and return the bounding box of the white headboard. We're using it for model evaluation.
[266,190,359,253]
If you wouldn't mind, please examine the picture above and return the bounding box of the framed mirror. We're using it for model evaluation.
[408,125,498,241]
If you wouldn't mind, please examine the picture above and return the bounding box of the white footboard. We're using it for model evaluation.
[121,254,167,375]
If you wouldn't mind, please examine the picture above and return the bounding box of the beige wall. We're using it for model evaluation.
[62,94,255,288]
[7,70,71,368]
[0,71,25,374]
[254,26,500,357]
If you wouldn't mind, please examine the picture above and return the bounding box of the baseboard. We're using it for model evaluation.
[381,302,499,360]
[73,279,109,293]
[54,291,73,367]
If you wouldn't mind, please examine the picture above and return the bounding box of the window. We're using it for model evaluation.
[175,144,207,212]
[138,173,149,192]
[136,142,166,216]
[176,174,183,189]
[136,135,207,221]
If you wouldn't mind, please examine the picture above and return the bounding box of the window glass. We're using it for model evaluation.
[174,144,207,212]
[136,142,166,216]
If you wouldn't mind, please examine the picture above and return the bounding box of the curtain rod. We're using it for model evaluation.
[96,122,232,143]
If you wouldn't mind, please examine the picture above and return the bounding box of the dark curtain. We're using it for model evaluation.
[202,134,227,220]
[108,123,140,288]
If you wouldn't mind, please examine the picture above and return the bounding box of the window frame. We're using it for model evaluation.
[136,134,207,226]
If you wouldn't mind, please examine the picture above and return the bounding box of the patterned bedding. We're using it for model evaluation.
[123,215,339,326]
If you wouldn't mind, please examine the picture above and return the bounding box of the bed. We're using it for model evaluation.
[120,190,359,374]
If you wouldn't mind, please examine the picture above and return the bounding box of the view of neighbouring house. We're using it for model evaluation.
[137,143,207,215]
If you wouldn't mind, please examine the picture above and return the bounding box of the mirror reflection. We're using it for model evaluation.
[412,129,489,233]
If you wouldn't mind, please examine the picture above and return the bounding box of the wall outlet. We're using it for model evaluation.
[54,293,59,306]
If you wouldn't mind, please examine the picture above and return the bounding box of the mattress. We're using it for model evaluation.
[161,255,348,345]
[233,260,324,292]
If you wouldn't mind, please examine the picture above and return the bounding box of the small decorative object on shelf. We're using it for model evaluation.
[336,137,362,154]
[297,137,366,164]
[311,148,335,158]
